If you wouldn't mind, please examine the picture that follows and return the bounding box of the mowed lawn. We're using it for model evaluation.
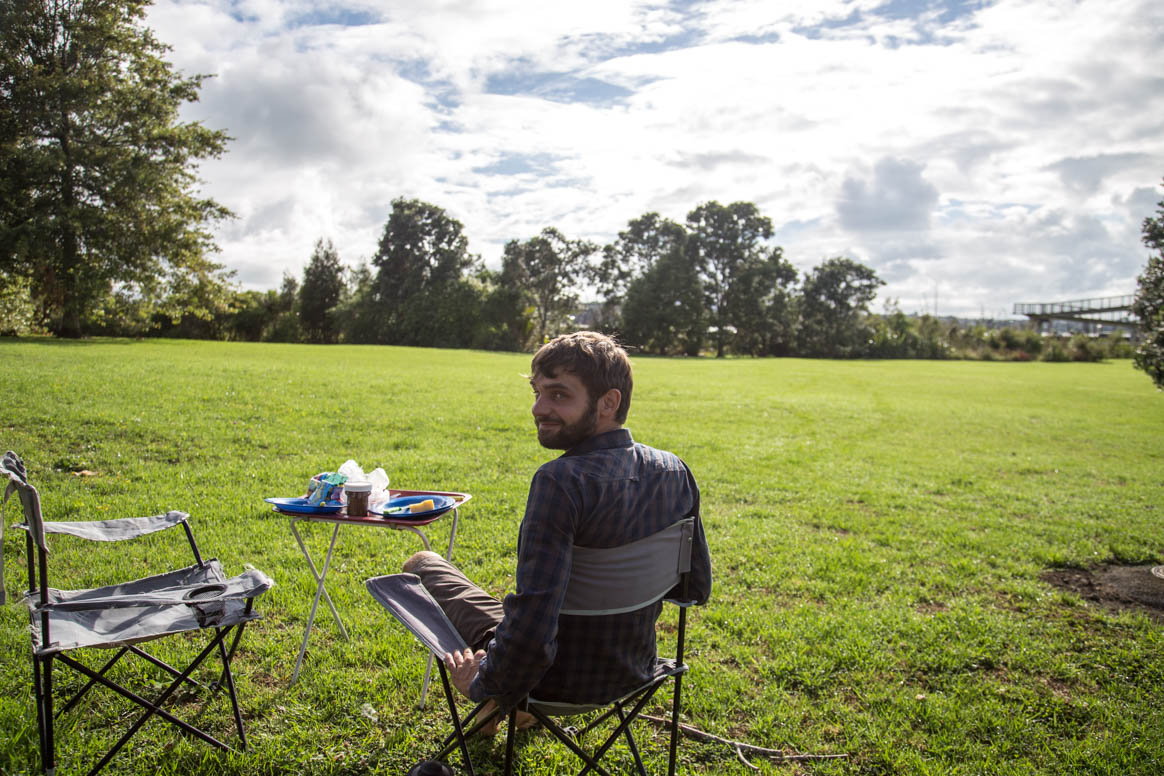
[1,338,1162,776]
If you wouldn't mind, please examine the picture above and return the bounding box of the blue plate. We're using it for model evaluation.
[371,494,456,520]
[266,497,344,515]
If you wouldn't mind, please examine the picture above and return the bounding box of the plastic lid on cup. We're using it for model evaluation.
[345,481,372,493]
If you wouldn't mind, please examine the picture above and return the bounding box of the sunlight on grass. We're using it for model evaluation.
[1,339,1162,775]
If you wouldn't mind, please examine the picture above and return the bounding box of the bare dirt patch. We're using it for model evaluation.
[1041,565,1164,623]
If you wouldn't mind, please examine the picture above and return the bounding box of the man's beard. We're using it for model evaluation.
[535,401,598,450]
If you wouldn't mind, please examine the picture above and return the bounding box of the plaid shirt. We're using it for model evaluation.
[470,428,712,708]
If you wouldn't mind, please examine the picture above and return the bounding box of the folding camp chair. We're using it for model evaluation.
[1,451,273,776]
[367,516,699,776]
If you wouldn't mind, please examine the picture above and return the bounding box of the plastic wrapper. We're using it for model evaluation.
[337,459,391,510]
[307,472,347,506]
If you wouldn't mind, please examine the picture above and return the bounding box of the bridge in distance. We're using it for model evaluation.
[1014,295,1137,330]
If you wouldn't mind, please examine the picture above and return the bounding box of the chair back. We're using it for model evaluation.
[2,451,48,607]
[2,451,45,550]
[560,517,695,616]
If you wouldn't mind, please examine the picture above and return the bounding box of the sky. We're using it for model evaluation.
[146,0,1164,319]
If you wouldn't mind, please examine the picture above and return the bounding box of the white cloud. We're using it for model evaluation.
[148,0,1164,316]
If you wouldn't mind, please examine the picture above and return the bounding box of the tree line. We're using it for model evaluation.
[117,196,1129,364]
[127,197,886,357]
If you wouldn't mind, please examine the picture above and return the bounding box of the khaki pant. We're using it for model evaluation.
[409,554,504,652]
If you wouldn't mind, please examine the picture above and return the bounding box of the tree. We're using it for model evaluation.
[621,245,705,355]
[265,272,301,342]
[728,249,798,356]
[0,0,233,337]
[475,267,534,351]
[0,270,38,335]
[371,198,477,345]
[227,289,279,342]
[299,239,344,343]
[596,213,688,331]
[797,257,884,357]
[500,227,598,346]
[685,201,782,357]
[334,261,379,344]
[1133,180,1164,390]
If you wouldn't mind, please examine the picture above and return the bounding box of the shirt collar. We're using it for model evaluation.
[562,428,633,458]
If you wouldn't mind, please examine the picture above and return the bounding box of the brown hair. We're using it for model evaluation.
[530,331,633,423]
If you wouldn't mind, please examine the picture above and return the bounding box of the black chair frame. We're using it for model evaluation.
[23,523,255,776]
[433,562,693,776]
[4,451,268,776]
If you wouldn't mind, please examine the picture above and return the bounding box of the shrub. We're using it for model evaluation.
[1069,334,1105,362]
[1042,341,1070,362]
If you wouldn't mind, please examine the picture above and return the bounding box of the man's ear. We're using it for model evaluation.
[599,388,622,419]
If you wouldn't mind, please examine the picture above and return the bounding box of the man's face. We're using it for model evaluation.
[530,370,598,450]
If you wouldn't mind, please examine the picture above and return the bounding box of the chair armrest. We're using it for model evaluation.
[18,511,190,542]
[32,568,274,612]
[366,573,469,657]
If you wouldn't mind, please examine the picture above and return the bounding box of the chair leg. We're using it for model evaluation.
[435,699,494,757]
[216,624,248,749]
[526,706,616,776]
[33,653,55,776]
[58,648,131,717]
[69,629,235,776]
[503,708,517,775]
[436,662,476,776]
[616,707,648,776]
[570,682,663,776]
[211,618,249,692]
[128,644,209,692]
[667,673,684,776]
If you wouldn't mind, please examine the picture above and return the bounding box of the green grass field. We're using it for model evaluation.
[1,338,1162,775]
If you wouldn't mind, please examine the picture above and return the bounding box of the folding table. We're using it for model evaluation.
[272,488,470,701]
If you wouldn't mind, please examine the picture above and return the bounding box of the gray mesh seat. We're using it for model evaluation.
[367,516,701,776]
[2,452,273,776]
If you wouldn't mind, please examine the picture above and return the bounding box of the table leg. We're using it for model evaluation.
[419,654,435,710]
[446,507,460,562]
[291,522,348,684]
[290,520,349,637]
[399,525,432,552]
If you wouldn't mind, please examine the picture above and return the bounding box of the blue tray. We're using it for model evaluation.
[266,497,344,515]
[371,494,456,520]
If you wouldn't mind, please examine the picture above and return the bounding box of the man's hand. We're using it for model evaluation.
[443,647,486,698]
[442,648,538,736]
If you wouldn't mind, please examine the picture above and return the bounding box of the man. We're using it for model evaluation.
[402,331,712,724]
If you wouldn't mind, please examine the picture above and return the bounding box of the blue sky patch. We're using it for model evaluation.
[485,71,635,105]
[473,153,562,177]
[873,0,985,25]
[289,6,380,28]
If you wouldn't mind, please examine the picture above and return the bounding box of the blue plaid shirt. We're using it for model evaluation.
[470,428,712,708]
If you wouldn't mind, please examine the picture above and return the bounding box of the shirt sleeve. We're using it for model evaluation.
[469,467,577,708]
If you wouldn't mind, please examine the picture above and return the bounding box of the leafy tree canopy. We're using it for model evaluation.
[299,239,345,344]
[501,227,598,347]
[621,245,704,356]
[1133,179,1164,390]
[798,257,885,357]
[685,201,781,357]
[0,0,234,337]
[372,197,477,344]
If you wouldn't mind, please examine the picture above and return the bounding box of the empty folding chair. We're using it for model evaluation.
[367,516,701,776]
[1,451,273,776]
